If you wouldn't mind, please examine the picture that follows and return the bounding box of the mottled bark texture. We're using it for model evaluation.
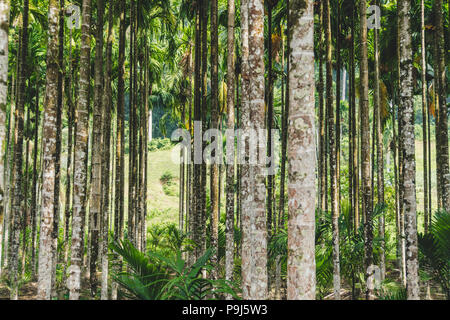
[240,0,251,296]
[112,0,126,300]
[89,0,104,296]
[360,0,373,300]
[9,0,29,300]
[398,0,419,300]
[286,0,316,300]
[324,0,340,300]
[68,0,91,300]
[101,0,114,300]
[434,0,450,212]
[37,0,60,300]
[210,0,219,280]
[241,0,268,300]
[0,0,10,277]
[225,0,235,292]
[374,1,385,281]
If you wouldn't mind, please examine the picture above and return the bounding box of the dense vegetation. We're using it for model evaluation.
[0,0,448,300]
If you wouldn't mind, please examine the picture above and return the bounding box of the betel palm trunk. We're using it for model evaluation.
[240,0,251,296]
[101,0,114,300]
[0,0,10,277]
[359,0,373,300]
[287,0,316,300]
[434,0,450,211]
[68,0,92,300]
[112,0,126,300]
[374,0,385,281]
[225,0,235,290]
[420,0,429,234]
[210,0,219,279]
[37,0,60,300]
[398,0,419,300]
[241,0,268,300]
[89,0,105,295]
[9,0,29,300]
[325,0,340,300]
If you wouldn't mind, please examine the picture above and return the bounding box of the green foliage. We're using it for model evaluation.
[160,171,178,196]
[148,138,175,152]
[418,210,450,299]
[110,240,240,300]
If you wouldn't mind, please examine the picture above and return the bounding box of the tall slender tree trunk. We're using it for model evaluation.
[225,0,235,293]
[210,0,219,279]
[398,0,419,300]
[200,0,208,257]
[9,0,29,299]
[0,0,10,277]
[374,0,385,281]
[360,0,373,300]
[89,0,104,295]
[287,0,316,300]
[192,4,202,264]
[68,0,92,300]
[112,0,126,300]
[350,6,359,232]
[324,0,340,300]
[30,83,39,276]
[37,0,60,300]
[241,0,268,300]
[420,0,429,234]
[100,0,114,300]
[434,0,450,212]
[266,2,274,237]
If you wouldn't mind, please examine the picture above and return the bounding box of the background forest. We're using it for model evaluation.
[0,0,448,300]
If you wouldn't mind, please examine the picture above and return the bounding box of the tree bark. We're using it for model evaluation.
[68,0,92,300]
[287,0,316,300]
[225,0,236,296]
[0,0,10,277]
[398,0,419,300]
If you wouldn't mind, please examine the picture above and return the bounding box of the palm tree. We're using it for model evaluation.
[286,0,316,300]
[398,0,419,300]
[374,0,385,281]
[360,0,373,300]
[68,0,92,300]
[37,0,61,300]
[9,0,29,300]
[101,0,115,300]
[240,0,268,300]
[210,0,219,280]
[112,0,126,300]
[89,0,105,295]
[225,0,236,289]
[0,0,10,277]
[325,0,340,300]
[434,0,449,212]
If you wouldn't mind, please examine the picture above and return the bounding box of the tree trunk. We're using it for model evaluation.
[225,0,236,296]
[100,0,114,300]
[360,0,373,300]
[434,0,450,211]
[374,1,385,281]
[112,0,126,300]
[89,0,104,296]
[287,0,316,300]
[325,0,340,299]
[240,0,268,300]
[67,0,92,300]
[37,0,60,300]
[9,0,29,299]
[210,0,219,279]
[398,0,419,300]
[0,0,10,277]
